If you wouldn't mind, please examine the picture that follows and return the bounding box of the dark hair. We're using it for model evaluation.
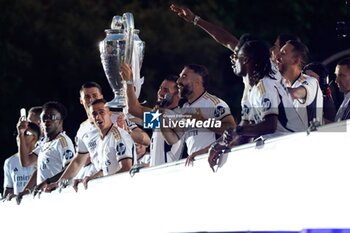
[42,101,68,120]
[277,33,301,48]
[241,40,274,82]
[80,81,103,94]
[337,57,350,67]
[237,33,259,50]
[27,122,41,140]
[90,98,107,106]
[28,106,42,116]
[184,64,209,88]
[164,74,179,93]
[302,62,329,90]
[287,40,309,69]
[164,74,179,83]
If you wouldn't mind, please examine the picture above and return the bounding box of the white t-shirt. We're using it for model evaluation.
[96,126,136,176]
[179,91,232,155]
[3,153,35,195]
[33,132,75,184]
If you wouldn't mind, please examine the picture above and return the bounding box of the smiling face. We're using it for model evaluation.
[90,101,112,135]
[230,46,249,77]
[157,80,178,107]
[275,43,296,76]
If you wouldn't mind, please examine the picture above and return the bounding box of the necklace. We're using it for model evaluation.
[41,132,62,152]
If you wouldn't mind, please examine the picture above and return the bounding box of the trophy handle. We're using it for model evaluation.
[123,12,135,65]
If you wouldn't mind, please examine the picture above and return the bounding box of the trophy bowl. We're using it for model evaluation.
[99,13,140,109]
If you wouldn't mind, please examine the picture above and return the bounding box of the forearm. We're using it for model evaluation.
[125,84,144,118]
[196,18,238,51]
[59,155,87,181]
[130,128,150,146]
[18,135,36,167]
[238,115,277,137]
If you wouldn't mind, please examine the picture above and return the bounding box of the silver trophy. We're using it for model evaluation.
[99,13,145,109]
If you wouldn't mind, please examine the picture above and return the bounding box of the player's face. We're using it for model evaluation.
[275,43,296,76]
[231,47,248,77]
[335,64,350,93]
[90,102,112,132]
[40,108,63,137]
[177,67,199,100]
[157,80,178,106]
[80,87,103,112]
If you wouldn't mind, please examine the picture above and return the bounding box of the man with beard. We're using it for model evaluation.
[161,64,236,164]
[276,40,323,127]
[120,63,185,166]
[16,101,75,202]
[208,40,305,170]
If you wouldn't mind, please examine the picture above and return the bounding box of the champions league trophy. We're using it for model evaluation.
[99,12,145,109]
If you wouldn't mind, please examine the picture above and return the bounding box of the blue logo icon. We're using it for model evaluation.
[143,110,162,129]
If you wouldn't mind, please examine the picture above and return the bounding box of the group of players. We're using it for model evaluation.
[3,4,350,203]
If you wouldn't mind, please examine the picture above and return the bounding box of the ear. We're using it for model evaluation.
[79,97,83,105]
[292,55,300,66]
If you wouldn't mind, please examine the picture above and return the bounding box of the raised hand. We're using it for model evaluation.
[170,4,195,23]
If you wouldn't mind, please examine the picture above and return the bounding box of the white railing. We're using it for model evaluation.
[1,121,350,233]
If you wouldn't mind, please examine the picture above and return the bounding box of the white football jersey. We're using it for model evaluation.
[33,132,75,184]
[96,126,136,176]
[180,91,232,155]
[288,74,323,126]
[3,153,35,195]
[242,72,307,133]
[150,131,185,166]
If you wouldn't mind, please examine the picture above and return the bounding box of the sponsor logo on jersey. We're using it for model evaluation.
[63,149,74,160]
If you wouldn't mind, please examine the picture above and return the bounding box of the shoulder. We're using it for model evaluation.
[58,132,74,148]
[110,126,122,141]
[202,92,222,105]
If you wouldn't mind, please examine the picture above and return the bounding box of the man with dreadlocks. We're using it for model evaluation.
[208,39,305,169]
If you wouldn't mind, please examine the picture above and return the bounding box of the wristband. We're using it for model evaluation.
[125,80,133,85]
[193,15,200,26]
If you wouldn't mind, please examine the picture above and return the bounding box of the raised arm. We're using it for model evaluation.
[17,119,38,167]
[120,63,152,119]
[170,4,239,52]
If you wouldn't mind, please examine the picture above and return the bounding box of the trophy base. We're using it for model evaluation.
[105,96,126,109]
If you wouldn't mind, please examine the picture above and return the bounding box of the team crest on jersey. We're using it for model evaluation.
[63,149,74,160]
[116,142,126,155]
[262,98,272,111]
[214,106,225,118]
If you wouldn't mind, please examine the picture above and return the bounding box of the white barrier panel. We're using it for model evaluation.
[1,121,350,233]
